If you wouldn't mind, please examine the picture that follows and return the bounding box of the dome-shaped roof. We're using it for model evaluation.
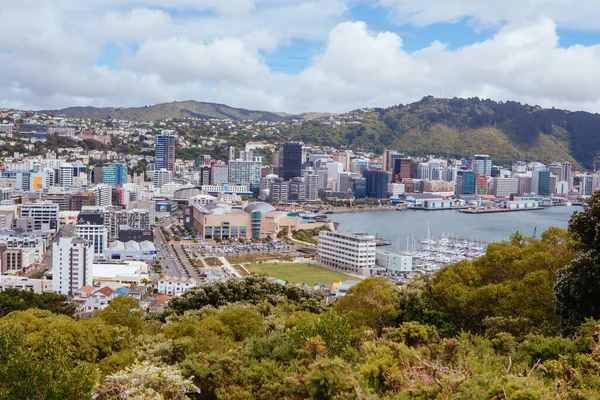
[244,202,276,214]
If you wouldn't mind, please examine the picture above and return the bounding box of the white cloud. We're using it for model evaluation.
[2,2,600,114]
[379,0,600,31]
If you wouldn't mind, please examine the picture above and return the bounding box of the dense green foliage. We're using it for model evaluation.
[0,288,75,318]
[281,97,598,168]
[4,198,600,398]
[556,191,600,333]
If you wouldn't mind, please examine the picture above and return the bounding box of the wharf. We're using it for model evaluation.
[459,207,544,214]
[375,238,391,246]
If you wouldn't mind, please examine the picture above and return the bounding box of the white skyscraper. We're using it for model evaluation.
[153,168,173,188]
[92,184,113,207]
[59,163,74,187]
[52,237,93,295]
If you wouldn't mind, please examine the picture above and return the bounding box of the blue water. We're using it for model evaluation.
[331,207,576,248]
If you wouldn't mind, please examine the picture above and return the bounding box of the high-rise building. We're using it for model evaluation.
[153,169,173,188]
[304,171,319,202]
[212,165,229,185]
[75,210,108,259]
[268,178,289,203]
[52,237,93,296]
[288,178,306,203]
[364,170,391,199]
[102,163,128,186]
[229,160,261,185]
[199,166,212,185]
[59,163,74,187]
[489,177,519,197]
[228,146,236,162]
[92,184,113,207]
[455,170,475,195]
[562,162,572,191]
[282,142,302,181]
[155,135,175,176]
[473,155,492,176]
[532,169,551,196]
[351,178,367,199]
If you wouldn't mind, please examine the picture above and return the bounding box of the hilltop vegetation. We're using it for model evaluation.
[36,96,600,168]
[282,96,600,168]
[3,193,600,398]
[41,100,289,122]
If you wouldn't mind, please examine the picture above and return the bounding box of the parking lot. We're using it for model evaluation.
[181,240,291,256]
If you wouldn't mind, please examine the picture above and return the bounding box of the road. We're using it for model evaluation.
[154,216,187,278]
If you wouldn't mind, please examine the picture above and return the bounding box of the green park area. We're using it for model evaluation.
[245,262,355,286]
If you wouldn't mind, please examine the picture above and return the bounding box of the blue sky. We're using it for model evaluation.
[3,0,600,113]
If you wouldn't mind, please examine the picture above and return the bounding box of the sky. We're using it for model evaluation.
[3,0,600,114]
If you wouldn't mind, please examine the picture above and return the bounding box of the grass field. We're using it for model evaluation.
[245,262,356,286]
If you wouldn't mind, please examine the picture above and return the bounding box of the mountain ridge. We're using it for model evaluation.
[40,100,293,122]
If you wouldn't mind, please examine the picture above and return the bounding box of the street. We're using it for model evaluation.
[154,216,187,278]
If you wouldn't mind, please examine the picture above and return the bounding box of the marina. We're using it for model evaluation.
[392,223,489,272]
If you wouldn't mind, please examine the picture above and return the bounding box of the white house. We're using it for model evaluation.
[157,275,197,295]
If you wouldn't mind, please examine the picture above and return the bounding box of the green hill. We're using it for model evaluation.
[41,100,291,122]
[284,97,600,169]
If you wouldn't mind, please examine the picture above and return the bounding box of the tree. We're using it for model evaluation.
[94,361,199,400]
[96,296,144,334]
[556,192,600,333]
[334,278,400,332]
[0,289,75,317]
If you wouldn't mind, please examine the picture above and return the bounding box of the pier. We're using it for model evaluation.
[459,207,544,214]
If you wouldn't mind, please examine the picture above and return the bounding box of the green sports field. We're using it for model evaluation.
[245,262,356,286]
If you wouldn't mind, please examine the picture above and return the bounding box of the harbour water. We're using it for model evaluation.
[331,206,577,251]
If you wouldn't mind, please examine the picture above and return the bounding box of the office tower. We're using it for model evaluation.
[229,160,261,185]
[532,169,551,196]
[580,174,597,197]
[473,155,492,176]
[304,171,319,202]
[92,165,103,184]
[52,237,93,295]
[489,177,519,197]
[431,167,445,181]
[548,162,563,179]
[229,146,236,162]
[240,151,253,162]
[70,192,97,211]
[338,172,358,193]
[351,178,367,199]
[92,184,113,207]
[15,171,31,191]
[562,162,572,191]
[288,178,306,202]
[364,170,391,199]
[455,170,475,195]
[155,134,175,176]
[59,163,74,187]
[212,165,229,185]
[282,142,302,181]
[75,210,108,259]
[102,163,128,186]
[153,169,173,188]
[268,178,290,203]
[417,163,430,180]
[199,166,212,185]
[517,175,532,195]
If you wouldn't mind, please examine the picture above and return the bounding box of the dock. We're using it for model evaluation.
[459,207,544,214]
[375,238,391,246]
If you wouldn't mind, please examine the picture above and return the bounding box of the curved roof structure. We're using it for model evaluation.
[244,202,276,214]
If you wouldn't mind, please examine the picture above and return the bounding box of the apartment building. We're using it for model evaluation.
[317,231,376,276]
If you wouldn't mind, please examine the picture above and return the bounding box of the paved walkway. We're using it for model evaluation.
[218,256,242,278]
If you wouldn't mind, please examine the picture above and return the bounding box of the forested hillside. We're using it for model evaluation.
[3,193,600,398]
[285,97,600,169]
